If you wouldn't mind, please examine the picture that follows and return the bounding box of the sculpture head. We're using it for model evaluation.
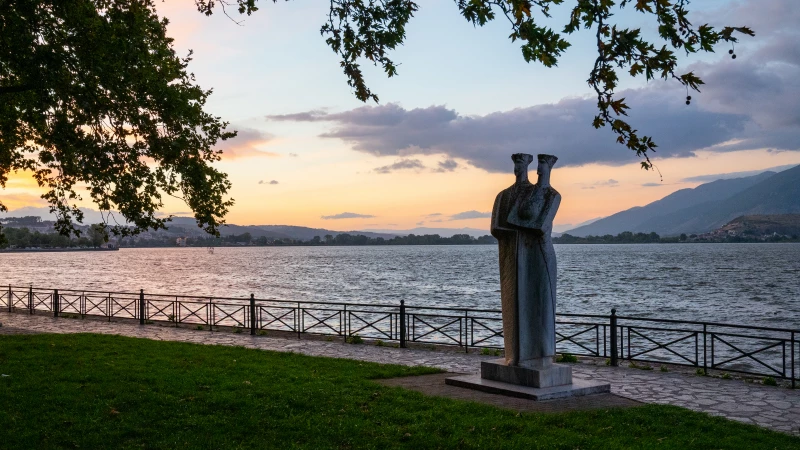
[536,154,558,175]
[536,154,558,186]
[511,153,534,180]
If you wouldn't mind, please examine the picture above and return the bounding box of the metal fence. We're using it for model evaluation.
[1,284,796,387]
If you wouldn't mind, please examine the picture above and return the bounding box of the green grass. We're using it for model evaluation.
[556,352,578,363]
[479,347,502,357]
[1,334,797,449]
[346,334,364,344]
[763,376,778,386]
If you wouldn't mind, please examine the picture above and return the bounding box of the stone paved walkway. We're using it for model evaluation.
[377,373,641,412]
[1,312,799,436]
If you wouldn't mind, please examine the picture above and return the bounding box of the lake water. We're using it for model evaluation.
[1,244,798,329]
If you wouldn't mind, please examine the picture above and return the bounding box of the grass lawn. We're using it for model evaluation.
[0,334,797,449]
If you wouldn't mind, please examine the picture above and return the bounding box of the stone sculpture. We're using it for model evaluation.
[446,153,610,398]
[491,153,560,368]
[484,153,569,387]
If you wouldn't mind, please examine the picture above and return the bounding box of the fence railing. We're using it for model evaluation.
[1,284,796,387]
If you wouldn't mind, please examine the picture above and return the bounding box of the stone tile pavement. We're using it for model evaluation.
[1,311,798,436]
[377,373,641,412]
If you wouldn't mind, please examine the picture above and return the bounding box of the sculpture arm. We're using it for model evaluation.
[534,191,561,232]
[490,191,513,238]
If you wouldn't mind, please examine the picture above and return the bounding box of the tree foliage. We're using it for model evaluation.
[202,0,753,169]
[1,0,235,238]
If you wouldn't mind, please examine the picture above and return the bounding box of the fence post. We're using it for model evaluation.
[703,323,708,375]
[343,304,348,344]
[7,285,11,312]
[53,289,59,317]
[464,310,469,354]
[792,331,795,389]
[399,300,406,348]
[208,298,213,332]
[250,294,256,336]
[139,289,145,325]
[610,308,618,367]
[28,285,33,314]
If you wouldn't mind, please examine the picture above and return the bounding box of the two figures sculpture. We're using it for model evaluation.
[486,153,570,387]
[447,152,611,397]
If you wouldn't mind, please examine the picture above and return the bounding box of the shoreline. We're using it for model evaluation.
[0,248,119,253]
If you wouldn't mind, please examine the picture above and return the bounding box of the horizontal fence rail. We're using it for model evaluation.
[1,284,797,387]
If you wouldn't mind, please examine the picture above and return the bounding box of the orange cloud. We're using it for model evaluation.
[0,193,48,210]
[218,127,279,160]
[220,146,280,160]
[4,173,42,190]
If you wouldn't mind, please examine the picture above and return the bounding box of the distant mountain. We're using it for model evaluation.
[0,209,488,241]
[637,165,800,236]
[0,206,114,225]
[165,218,398,240]
[0,211,399,241]
[553,217,603,234]
[363,227,491,238]
[715,214,800,237]
[566,165,800,237]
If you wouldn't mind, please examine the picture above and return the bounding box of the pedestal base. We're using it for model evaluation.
[445,375,611,401]
[481,358,572,388]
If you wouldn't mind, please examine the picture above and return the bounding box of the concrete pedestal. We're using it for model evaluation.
[445,358,611,401]
[445,374,611,401]
[481,358,572,388]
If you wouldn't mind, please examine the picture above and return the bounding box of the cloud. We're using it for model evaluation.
[270,1,800,171]
[272,96,749,171]
[416,221,424,226]
[425,213,442,217]
[680,164,798,183]
[373,158,426,174]
[673,0,800,153]
[434,159,459,173]
[696,0,800,45]
[258,180,279,185]
[641,182,663,187]
[288,153,299,157]
[266,110,329,122]
[581,179,619,190]
[321,212,376,220]
[449,210,491,220]
[0,193,48,210]
[219,127,277,160]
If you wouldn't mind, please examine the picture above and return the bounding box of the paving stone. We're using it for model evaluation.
[715,402,763,413]
[745,400,769,407]
[1,311,798,436]
[767,401,793,409]
[378,373,638,413]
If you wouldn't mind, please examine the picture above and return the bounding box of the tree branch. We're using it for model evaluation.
[0,84,37,95]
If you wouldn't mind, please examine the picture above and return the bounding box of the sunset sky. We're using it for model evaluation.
[4,0,800,233]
